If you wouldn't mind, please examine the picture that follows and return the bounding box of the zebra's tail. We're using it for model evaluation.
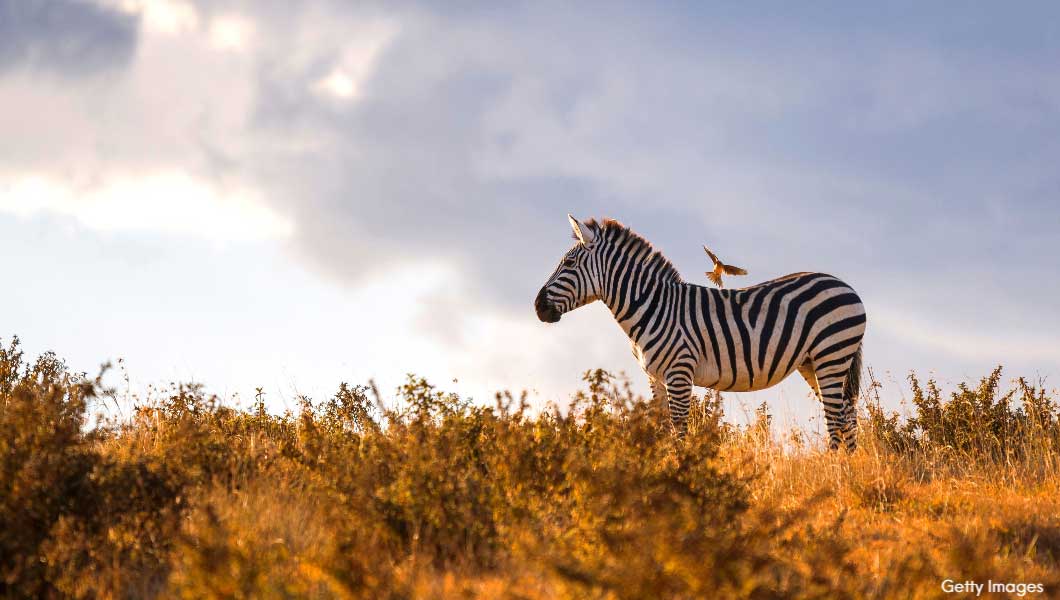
[843,345,863,403]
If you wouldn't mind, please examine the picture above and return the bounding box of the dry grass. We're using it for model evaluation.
[2,335,1059,599]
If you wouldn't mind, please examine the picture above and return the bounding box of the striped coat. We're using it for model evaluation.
[535,216,866,450]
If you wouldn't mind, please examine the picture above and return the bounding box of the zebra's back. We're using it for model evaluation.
[688,272,866,392]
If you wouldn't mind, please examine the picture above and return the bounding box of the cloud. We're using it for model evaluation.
[0,171,293,241]
[229,3,841,306]
[124,0,199,35]
[1,0,1059,395]
[0,0,138,76]
[311,19,398,101]
[207,13,254,52]
[234,1,1060,316]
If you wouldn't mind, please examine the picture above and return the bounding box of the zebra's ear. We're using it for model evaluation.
[567,214,596,245]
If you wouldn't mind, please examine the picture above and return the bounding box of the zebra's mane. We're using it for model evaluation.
[589,218,683,283]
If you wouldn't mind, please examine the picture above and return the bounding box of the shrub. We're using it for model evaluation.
[4,337,1060,598]
[864,367,1060,469]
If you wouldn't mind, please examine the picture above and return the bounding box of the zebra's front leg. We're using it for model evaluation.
[664,370,693,438]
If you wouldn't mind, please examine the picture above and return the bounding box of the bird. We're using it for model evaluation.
[703,245,748,288]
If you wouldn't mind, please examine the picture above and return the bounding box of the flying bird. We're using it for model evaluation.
[703,245,748,288]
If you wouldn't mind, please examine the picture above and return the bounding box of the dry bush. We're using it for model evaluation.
[4,336,1060,599]
[863,368,1060,474]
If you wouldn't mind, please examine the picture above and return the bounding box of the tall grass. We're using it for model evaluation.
[2,336,1058,598]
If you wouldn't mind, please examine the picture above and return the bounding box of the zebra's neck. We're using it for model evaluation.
[597,230,687,330]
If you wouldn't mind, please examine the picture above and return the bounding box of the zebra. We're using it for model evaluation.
[534,215,866,451]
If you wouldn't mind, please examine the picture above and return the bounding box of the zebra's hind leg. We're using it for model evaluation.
[839,347,863,452]
[811,350,862,452]
[798,361,843,451]
[840,402,858,452]
[820,392,849,451]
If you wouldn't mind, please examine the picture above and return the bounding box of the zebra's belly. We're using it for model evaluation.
[693,362,800,393]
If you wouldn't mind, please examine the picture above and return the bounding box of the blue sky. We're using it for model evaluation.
[1,1,1058,426]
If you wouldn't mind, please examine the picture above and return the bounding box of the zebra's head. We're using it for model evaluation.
[535,215,604,323]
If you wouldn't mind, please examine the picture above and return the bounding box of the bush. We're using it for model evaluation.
[864,367,1060,468]
[4,337,1060,598]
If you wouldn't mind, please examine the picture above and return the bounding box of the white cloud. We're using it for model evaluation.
[99,2,254,52]
[312,20,399,101]
[0,171,293,242]
[316,69,358,99]
[104,0,200,35]
[209,14,255,52]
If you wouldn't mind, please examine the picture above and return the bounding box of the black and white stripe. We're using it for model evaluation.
[535,216,866,450]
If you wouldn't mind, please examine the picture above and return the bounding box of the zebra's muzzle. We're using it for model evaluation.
[534,288,562,323]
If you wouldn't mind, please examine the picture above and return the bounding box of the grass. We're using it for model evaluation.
[2,335,1059,599]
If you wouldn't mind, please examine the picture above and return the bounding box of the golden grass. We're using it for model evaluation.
[2,336,1059,599]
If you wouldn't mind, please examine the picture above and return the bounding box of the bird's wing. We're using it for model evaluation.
[702,245,720,266]
[706,271,723,287]
[722,265,748,276]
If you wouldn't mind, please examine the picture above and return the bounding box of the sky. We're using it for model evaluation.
[1,0,1058,427]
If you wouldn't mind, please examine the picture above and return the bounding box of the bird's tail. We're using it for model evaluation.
[706,271,723,287]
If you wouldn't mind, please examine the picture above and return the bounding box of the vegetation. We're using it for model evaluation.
[2,335,1059,598]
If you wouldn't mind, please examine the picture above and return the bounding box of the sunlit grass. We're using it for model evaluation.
[2,336,1058,598]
